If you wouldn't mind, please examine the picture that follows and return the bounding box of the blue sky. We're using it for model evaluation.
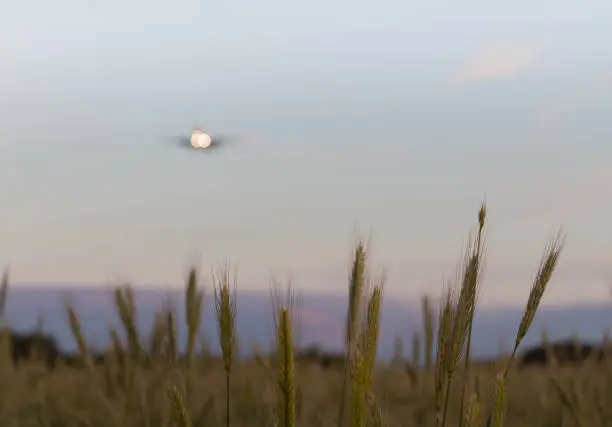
[0,0,611,306]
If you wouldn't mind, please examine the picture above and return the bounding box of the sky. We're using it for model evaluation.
[0,0,611,306]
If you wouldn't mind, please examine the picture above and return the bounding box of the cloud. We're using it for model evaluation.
[451,42,539,87]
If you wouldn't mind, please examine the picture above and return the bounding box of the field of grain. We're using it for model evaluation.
[1,204,610,427]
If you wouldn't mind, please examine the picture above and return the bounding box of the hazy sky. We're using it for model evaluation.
[1,0,611,306]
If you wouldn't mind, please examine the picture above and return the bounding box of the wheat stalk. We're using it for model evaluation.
[275,306,296,427]
[338,239,368,427]
[0,269,11,368]
[504,231,566,376]
[65,303,95,374]
[422,294,434,371]
[458,203,487,427]
[213,259,237,427]
[167,385,192,427]
[185,267,204,369]
[113,285,142,363]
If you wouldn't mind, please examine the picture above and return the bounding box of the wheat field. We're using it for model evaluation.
[1,203,610,427]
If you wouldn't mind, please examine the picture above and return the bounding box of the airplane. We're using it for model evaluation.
[169,128,249,152]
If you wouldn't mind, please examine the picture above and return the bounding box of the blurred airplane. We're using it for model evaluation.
[169,128,250,152]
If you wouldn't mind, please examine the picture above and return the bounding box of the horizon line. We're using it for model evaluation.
[4,281,611,311]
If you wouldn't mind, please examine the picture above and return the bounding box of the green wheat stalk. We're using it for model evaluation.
[422,294,434,371]
[458,203,487,427]
[65,303,95,375]
[484,231,565,426]
[275,306,296,427]
[185,266,204,369]
[213,259,237,427]
[167,385,192,427]
[338,239,368,427]
[0,268,11,368]
[113,285,143,362]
